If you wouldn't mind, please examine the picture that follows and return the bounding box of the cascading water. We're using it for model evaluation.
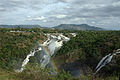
[15,45,42,72]
[38,33,70,72]
[16,33,72,73]
[42,33,70,56]
[94,49,120,74]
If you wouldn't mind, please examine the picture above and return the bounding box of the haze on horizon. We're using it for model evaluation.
[0,0,120,30]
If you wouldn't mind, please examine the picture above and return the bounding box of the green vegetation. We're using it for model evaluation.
[0,27,74,70]
[57,31,120,76]
[0,28,120,80]
[0,64,118,80]
[12,64,51,80]
[0,28,46,69]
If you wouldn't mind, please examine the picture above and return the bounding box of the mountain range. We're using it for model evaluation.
[0,24,103,30]
[0,25,41,28]
[53,24,103,30]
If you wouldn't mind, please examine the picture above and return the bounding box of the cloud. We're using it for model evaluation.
[0,8,6,11]
[27,16,31,18]
[26,16,47,22]
[27,16,45,21]
[112,1,120,7]
[51,14,67,19]
[0,0,26,12]
[0,20,3,24]
[0,0,120,29]
[43,20,47,22]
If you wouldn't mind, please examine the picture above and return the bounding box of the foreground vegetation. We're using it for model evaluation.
[0,64,119,80]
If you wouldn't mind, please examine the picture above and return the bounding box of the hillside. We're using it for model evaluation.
[53,24,103,30]
[0,28,47,69]
[56,31,120,77]
[0,24,103,31]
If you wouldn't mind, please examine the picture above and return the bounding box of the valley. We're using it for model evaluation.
[0,28,120,80]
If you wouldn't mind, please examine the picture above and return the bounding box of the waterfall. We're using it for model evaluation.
[39,54,50,68]
[43,33,70,56]
[94,54,113,74]
[15,46,42,72]
[94,49,120,74]
[15,33,71,72]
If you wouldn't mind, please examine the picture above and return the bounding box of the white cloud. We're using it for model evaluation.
[0,20,3,24]
[0,0,120,29]
[0,7,5,11]
[27,16,45,21]
[72,18,87,23]
[43,20,47,22]
[26,16,47,22]
[112,1,120,7]
[74,18,83,21]
[91,21,96,24]
[34,16,45,20]
[27,16,31,18]
[79,4,106,9]
[10,0,21,1]
[54,14,67,18]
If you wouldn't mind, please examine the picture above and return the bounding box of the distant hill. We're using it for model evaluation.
[0,24,103,31]
[0,25,41,28]
[53,24,103,30]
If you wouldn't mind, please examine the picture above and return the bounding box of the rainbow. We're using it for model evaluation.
[40,45,58,74]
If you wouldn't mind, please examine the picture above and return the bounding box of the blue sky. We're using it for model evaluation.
[0,0,120,30]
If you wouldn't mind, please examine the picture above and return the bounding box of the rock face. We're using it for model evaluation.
[53,24,103,31]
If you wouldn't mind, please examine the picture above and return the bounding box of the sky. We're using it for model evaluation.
[0,0,120,30]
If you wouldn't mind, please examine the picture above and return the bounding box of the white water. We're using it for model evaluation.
[16,33,71,72]
[15,47,42,72]
[40,55,50,68]
[39,33,70,68]
[43,33,70,56]
[70,33,77,37]
[94,49,120,74]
